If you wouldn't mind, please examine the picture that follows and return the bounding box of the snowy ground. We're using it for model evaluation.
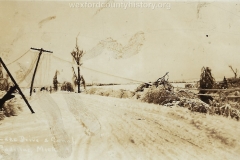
[87,84,139,92]
[87,83,193,92]
[0,91,239,160]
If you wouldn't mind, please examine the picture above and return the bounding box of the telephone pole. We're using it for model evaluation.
[0,58,35,113]
[30,48,52,96]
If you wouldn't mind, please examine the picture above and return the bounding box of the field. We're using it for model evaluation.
[87,84,139,92]
[0,85,239,160]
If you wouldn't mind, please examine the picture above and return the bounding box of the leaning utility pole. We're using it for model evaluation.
[30,48,53,96]
[0,58,35,113]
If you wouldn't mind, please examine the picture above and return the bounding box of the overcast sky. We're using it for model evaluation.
[0,1,240,85]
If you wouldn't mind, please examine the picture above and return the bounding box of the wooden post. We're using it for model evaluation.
[30,50,42,96]
[77,62,80,93]
[30,48,53,96]
[0,58,35,113]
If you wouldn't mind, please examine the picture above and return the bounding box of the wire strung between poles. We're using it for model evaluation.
[52,53,240,94]
[6,49,30,66]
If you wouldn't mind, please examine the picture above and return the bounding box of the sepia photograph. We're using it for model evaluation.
[0,0,239,159]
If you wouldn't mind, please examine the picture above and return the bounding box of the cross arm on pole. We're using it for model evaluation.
[30,48,53,53]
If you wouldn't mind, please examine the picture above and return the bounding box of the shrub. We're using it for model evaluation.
[122,91,135,99]
[0,96,23,120]
[85,88,97,94]
[142,86,179,105]
[61,81,74,92]
[3,100,21,117]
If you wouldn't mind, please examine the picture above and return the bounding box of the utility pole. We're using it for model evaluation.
[0,58,35,113]
[30,48,53,96]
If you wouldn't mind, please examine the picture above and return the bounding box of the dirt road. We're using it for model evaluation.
[0,92,239,160]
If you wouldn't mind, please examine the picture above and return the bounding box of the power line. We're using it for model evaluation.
[52,54,146,84]
[3,50,233,89]
[6,49,30,66]
[53,55,222,85]
[4,49,142,85]
[82,66,145,84]
[7,50,240,98]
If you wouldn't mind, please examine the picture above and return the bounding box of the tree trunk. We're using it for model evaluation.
[77,63,81,93]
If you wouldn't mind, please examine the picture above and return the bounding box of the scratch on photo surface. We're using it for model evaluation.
[94,0,113,16]
[11,28,25,46]
[39,16,56,28]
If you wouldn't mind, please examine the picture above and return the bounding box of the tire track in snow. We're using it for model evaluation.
[106,102,208,159]
[108,100,222,159]
[62,94,101,136]
[61,94,101,159]
[36,93,72,158]
[82,97,166,159]
[82,95,212,159]
[64,94,133,159]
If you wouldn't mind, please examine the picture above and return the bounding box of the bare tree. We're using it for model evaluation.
[71,37,85,93]
[229,65,238,78]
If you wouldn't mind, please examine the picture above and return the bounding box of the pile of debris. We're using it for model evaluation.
[137,73,240,120]
[139,73,199,106]
[141,86,178,105]
[0,91,23,120]
[208,98,240,121]
[142,88,209,114]
[178,98,210,113]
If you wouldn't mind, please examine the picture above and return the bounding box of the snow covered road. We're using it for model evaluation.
[0,92,239,160]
